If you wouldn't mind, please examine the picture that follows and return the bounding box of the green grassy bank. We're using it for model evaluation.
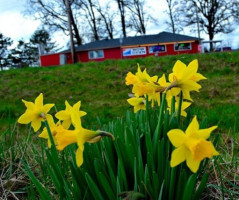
[1,51,238,132]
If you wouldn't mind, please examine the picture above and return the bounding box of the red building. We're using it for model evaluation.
[40,32,201,67]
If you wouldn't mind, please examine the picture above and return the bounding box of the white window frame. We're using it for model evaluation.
[174,43,192,51]
[148,45,166,54]
[88,50,104,59]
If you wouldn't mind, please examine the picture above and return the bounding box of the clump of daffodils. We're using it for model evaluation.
[18,94,114,167]
[126,59,219,173]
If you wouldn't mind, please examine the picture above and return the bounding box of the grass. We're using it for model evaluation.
[0,51,239,199]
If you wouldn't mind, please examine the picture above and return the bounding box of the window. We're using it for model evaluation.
[89,50,104,59]
[148,45,166,53]
[174,43,191,51]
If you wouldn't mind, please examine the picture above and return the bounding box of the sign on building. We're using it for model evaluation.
[123,47,146,56]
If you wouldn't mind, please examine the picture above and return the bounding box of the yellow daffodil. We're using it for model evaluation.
[38,121,64,148]
[128,65,159,97]
[55,100,86,129]
[18,93,54,132]
[168,60,206,101]
[167,116,219,173]
[132,82,156,97]
[167,97,191,117]
[127,97,146,113]
[135,64,158,84]
[125,72,138,85]
[54,108,114,167]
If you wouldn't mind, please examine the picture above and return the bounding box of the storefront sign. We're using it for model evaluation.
[123,47,146,56]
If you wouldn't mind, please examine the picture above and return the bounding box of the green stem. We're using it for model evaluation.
[177,91,183,124]
[44,120,56,151]
[171,96,176,115]
[145,95,151,133]
[154,92,166,143]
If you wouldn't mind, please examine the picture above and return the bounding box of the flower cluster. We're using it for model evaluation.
[126,60,219,173]
[18,94,114,167]
[126,60,206,117]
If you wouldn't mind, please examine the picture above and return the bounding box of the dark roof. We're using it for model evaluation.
[60,31,200,53]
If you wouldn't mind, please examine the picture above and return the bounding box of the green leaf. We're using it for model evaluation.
[193,173,209,200]
[85,173,104,200]
[182,174,196,200]
[22,161,52,200]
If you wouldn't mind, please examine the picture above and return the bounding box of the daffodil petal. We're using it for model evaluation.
[73,101,81,111]
[186,151,201,173]
[180,80,201,92]
[185,116,199,136]
[79,111,87,117]
[18,112,35,124]
[55,110,70,120]
[71,110,82,129]
[158,74,167,86]
[42,104,54,113]
[55,129,77,150]
[181,110,187,117]
[167,129,186,147]
[191,73,207,82]
[197,126,217,139]
[35,93,43,107]
[22,100,35,110]
[187,59,198,74]
[31,118,42,132]
[62,119,72,129]
[76,145,84,167]
[170,146,187,167]
[46,114,54,125]
[172,60,187,78]
[65,100,72,110]
[181,89,193,101]
[38,128,48,138]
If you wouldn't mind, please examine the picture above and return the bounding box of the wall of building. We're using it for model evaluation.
[78,47,121,63]
[41,41,200,66]
[40,53,60,67]
[122,42,199,59]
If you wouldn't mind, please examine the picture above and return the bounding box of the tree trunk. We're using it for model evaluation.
[209,32,214,52]
[70,10,82,45]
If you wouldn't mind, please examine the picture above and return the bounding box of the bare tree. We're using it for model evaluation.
[25,0,82,45]
[178,0,236,51]
[114,0,128,37]
[126,0,148,34]
[231,1,239,24]
[77,0,101,41]
[165,0,182,34]
[96,1,115,39]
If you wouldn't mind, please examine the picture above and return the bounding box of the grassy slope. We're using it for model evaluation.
[0,51,239,133]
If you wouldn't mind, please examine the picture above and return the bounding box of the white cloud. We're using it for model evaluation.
[0,11,40,43]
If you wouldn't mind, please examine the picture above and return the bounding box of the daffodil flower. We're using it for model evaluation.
[125,72,138,85]
[18,93,54,132]
[55,100,86,129]
[167,96,191,117]
[167,116,219,173]
[54,107,114,167]
[168,59,206,101]
[127,97,146,113]
[38,120,64,148]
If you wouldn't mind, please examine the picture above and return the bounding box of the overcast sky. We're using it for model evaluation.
[0,0,238,49]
